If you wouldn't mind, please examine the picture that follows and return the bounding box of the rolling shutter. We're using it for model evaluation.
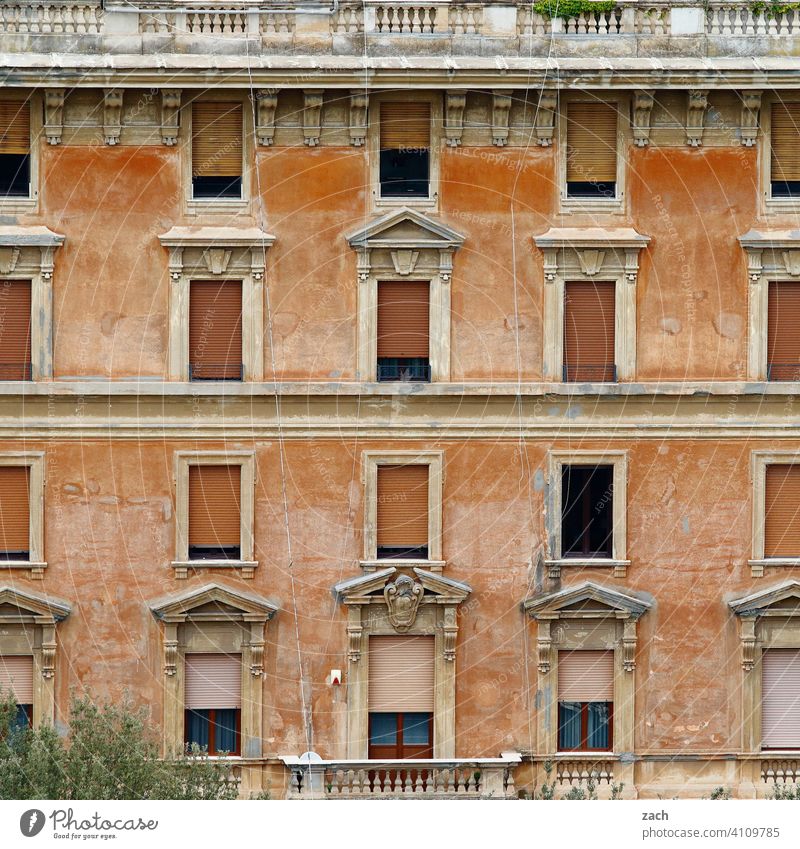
[0,656,33,704]
[768,282,800,380]
[185,653,242,710]
[0,100,30,154]
[0,466,30,554]
[369,636,435,712]
[566,102,617,184]
[0,280,31,380]
[558,650,614,702]
[191,102,243,178]
[189,281,243,380]
[564,281,615,382]
[377,281,429,358]
[188,465,241,549]
[380,102,431,150]
[764,464,800,558]
[771,103,800,183]
[377,464,429,549]
[762,648,800,749]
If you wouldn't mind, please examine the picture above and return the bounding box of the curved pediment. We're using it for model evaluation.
[524,580,652,620]
[150,582,279,623]
[729,579,800,617]
[347,207,465,251]
[0,586,71,622]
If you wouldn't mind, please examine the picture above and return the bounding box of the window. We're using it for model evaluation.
[761,649,800,750]
[184,653,241,756]
[189,281,243,381]
[769,102,800,200]
[191,101,243,200]
[565,102,617,200]
[377,464,429,560]
[0,280,31,381]
[563,281,616,382]
[377,281,430,383]
[0,466,30,561]
[0,655,33,731]
[767,282,800,381]
[0,100,30,199]
[188,465,241,561]
[561,465,614,559]
[379,102,430,199]
[557,650,613,752]
[764,464,800,558]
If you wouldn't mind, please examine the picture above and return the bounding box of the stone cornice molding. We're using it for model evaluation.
[347,207,465,252]
[729,579,800,619]
[150,582,279,623]
[0,586,72,623]
[158,226,275,282]
[0,226,65,281]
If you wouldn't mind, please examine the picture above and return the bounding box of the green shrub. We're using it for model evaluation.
[533,1,617,20]
[768,783,800,800]
[750,3,800,19]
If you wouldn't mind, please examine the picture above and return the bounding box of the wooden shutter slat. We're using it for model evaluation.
[0,280,31,380]
[0,466,30,553]
[368,635,435,712]
[771,103,800,182]
[566,102,617,183]
[189,281,243,380]
[377,281,430,358]
[0,655,33,704]
[564,281,615,381]
[188,465,241,549]
[191,102,243,178]
[377,464,429,548]
[0,100,30,155]
[558,650,614,702]
[768,282,800,379]
[765,465,800,557]
[185,653,242,710]
[762,649,800,748]
[380,102,431,150]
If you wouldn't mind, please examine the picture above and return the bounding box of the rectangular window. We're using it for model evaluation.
[565,102,617,200]
[191,102,243,200]
[767,282,800,380]
[377,281,430,383]
[557,650,613,752]
[376,464,429,560]
[561,465,613,559]
[188,465,241,561]
[762,648,800,750]
[0,280,31,381]
[764,464,800,558]
[770,103,800,199]
[184,653,241,756]
[0,466,30,561]
[0,655,33,730]
[189,281,243,381]
[379,102,430,199]
[563,281,616,383]
[0,100,30,199]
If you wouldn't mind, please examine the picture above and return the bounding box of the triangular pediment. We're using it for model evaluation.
[347,208,465,250]
[334,567,471,604]
[523,581,651,620]
[0,586,71,621]
[729,579,800,617]
[150,582,278,622]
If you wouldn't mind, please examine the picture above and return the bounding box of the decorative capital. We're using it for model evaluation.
[491,91,512,147]
[686,89,709,148]
[256,90,278,147]
[160,89,181,146]
[633,89,655,148]
[740,616,757,672]
[740,90,762,147]
[303,90,324,147]
[44,89,65,145]
[202,248,232,275]
[537,620,552,674]
[443,607,458,662]
[103,89,124,146]
[535,90,558,147]
[349,90,369,147]
[444,91,467,148]
[622,619,637,672]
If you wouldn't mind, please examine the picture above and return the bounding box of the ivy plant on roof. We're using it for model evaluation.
[532,0,617,19]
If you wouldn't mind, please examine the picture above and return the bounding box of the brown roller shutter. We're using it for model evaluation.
[771,103,800,183]
[185,654,242,710]
[188,465,241,549]
[768,282,800,380]
[0,280,31,380]
[564,281,615,382]
[189,281,242,380]
[377,464,429,549]
[558,651,614,702]
[566,102,617,184]
[380,102,431,150]
[377,281,429,358]
[0,100,30,154]
[762,648,800,749]
[191,102,243,178]
[0,656,33,704]
[369,636,435,712]
[0,466,29,555]
[764,464,800,558]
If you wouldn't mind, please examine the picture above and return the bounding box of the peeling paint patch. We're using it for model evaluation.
[682,517,690,534]
[713,312,743,340]
[533,469,544,491]
[659,317,682,336]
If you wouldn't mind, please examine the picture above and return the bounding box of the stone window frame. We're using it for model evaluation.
[557,92,630,216]
[0,452,46,579]
[172,450,257,580]
[369,90,443,212]
[534,228,650,384]
[361,449,445,572]
[0,92,42,214]
[545,449,629,579]
[760,92,800,216]
[749,450,800,577]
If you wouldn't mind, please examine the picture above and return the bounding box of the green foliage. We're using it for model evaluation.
[768,782,800,799]
[533,0,617,20]
[525,760,623,800]
[749,2,800,18]
[707,786,732,800]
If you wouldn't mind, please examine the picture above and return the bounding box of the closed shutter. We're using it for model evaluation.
[566,102,617,184]
[558,650,614,702]
[564,281,615,382]
[0,100,30,154]
[191,102,243,178]
[377,281,429,358]
[185,653,242,710]
[764,464,800,557]
[0,280,31,380]
[762,648,800,749]
[771,103,800,183]
[768,282,800,380]
[368,636,435,712]
[0,656,33,704]
[380,102,431,150]
[188,465,241,549]
[189,281,243,380]
[377,464,429,548]
[0,466,30,554]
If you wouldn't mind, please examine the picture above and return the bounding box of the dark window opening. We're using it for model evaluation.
[0,550,29,561]
[189,363,243,382]
[377,357,431,383]
[558,701,612,751]
[185,708,240,756]
[192,175,242,200]
[376,545,429,561]
[368,712,433,760]
[188,545,241,562]
[561,465,613,558]
[772,181,800,199]
[0,154,29,198]
[379,149,429,198]
[566,180,616,199]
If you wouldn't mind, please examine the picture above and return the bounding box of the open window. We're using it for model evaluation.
[379,102,430,199]
[557,650,613,752]
[184,653,242,756]
[0,100,30,200]
[191,101,243,201]
[377,281,430,383]
[0,655,33,730]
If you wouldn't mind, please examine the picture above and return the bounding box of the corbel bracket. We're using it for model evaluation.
[349,90,368,146]
[160,89,181,146]
[686,89,708,147]
[632,90,655,148]
[739,91,762,148]
[303,89,324,147]
[256,89,278,147]
[444,90,466,147]
[492,91,512,147]
[103,89,123,146]
[44,89,65,145]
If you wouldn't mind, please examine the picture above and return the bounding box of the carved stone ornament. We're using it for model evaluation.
[686,89,709,147]
[632,90,655,148]
[537,620,552,673]
[740,616,757,672]
[303,89,324,147]
[249,639,265,677]
[0,247,20,274]
[491,91,512,147]
[203,248,233,275]
[740,90,762,147]
[160,89,181,146]
[577,250,605,276]
[622,618,637,672]
[348,622,363,662]
[349,90,368,146]
[103,89,124,146]
[384,574,424,632]
[445,91,466,147]
[164,638,178,676]
[782,250,800,277]
[256,90,278,146]
[390,249,420,276]
[44,89,65,145]
[535,90,558,147]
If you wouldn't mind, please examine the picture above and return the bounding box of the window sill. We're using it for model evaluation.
[764,197,800,213]
[560,197,624,216]
[360,559,445,574]
[0,560,47,579]
[172,559,257,579]
[186,198,249,216]
[0,197,38,214]
[545,558,629,579]
[373,194,438,212]
[749,558,800,577]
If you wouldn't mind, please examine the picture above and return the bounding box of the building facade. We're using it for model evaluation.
[1,0,800,798]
